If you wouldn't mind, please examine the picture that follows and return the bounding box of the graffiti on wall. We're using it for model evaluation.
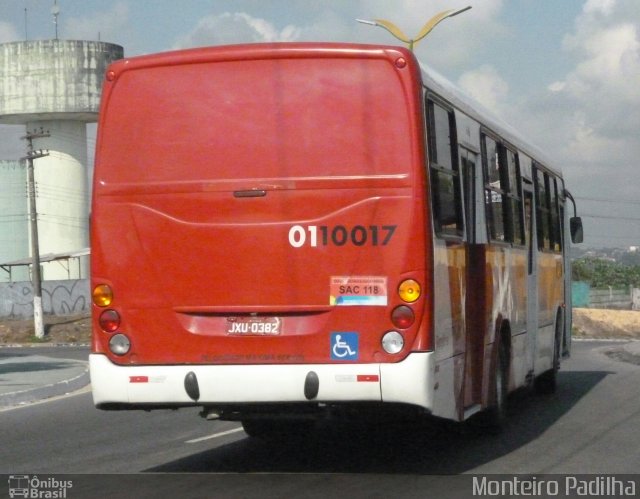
[0,279,90,318]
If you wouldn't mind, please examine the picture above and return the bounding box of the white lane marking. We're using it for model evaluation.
[0,384,92,413]
[186,426,245,444]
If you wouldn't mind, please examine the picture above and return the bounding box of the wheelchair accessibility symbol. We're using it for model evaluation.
[331,332,359,360]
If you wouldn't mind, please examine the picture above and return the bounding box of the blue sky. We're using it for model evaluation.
[1,0,639,249]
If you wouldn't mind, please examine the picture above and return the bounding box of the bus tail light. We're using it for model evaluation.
[93,284,113,307]
[382,331,404,354]
[99,309,121,332]
[398,279,421,303]
[391,305,415,329]
[109,334,131,355]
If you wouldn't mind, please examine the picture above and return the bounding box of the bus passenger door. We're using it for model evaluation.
[460,147,485,412]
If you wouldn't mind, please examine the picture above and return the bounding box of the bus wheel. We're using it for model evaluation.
[241,419,314,439]
[535,322,561,394]
[481,340,509,433]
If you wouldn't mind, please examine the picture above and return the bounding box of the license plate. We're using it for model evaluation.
[226,316,282,335]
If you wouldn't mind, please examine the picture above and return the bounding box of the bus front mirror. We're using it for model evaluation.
[570,217,583,244]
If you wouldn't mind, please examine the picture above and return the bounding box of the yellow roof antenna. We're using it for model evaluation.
[357,6,471,51]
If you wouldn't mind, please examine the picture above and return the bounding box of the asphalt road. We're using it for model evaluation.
[2,341,639,498]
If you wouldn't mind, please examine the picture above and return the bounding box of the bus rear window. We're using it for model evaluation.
[99,57,413,184]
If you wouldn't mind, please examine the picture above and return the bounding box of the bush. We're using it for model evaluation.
[572,258,640,288]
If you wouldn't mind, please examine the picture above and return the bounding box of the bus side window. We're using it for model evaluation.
[427,99,463,238]
[505,148,525,246]
[549,177,562,252]
[482,135,506,242]
[534,166,551,250]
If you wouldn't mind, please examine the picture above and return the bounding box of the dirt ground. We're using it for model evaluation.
[572,308,640,340]
[0,314,91,345]
[0,308,638,345]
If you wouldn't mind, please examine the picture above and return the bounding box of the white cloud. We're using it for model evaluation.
[172,1,507,67]
[457,64,510,116]
[550,0,640,145]
[62,3,130,42]
[548,81,566,92]
[565,112,624,163]
[583,0,616,16]
[173,12,301,49]
[522,0,640,242]
[563,23,639,103]
[296,10,355,42]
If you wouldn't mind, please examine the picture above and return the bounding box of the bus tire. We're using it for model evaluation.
[535,315,561,394]
[482,339,509,433]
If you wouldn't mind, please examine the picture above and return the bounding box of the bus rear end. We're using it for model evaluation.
[90,43,433,427]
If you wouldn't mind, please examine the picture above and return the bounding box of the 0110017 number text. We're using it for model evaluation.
[288,224,397,248]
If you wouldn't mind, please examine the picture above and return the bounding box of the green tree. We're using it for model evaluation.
[572,257,640,288]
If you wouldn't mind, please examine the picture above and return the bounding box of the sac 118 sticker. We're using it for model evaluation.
[329,276,388,306]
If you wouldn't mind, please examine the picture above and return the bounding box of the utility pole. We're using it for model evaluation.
[21,128,50,339]
[52,0,60,40]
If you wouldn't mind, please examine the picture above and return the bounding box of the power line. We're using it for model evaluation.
[0,213,28,218]
[576,196,640,206]
[581,213,640,222]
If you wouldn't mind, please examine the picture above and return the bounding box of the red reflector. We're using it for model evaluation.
[129,376,149,383]
[357,375,379,382]
[99,309,121,332]
[391,305,415,329]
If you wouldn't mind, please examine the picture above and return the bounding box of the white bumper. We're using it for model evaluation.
[90,352,435,410]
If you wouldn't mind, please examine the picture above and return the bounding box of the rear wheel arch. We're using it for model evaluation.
[492,317,512,383]
[496,320,512,394]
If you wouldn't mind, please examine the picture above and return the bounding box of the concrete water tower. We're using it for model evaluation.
[0,39,123,280]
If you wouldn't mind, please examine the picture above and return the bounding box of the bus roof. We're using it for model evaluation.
[419,62,562,178]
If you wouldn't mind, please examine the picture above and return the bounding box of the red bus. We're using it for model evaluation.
[90,43,583,435]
